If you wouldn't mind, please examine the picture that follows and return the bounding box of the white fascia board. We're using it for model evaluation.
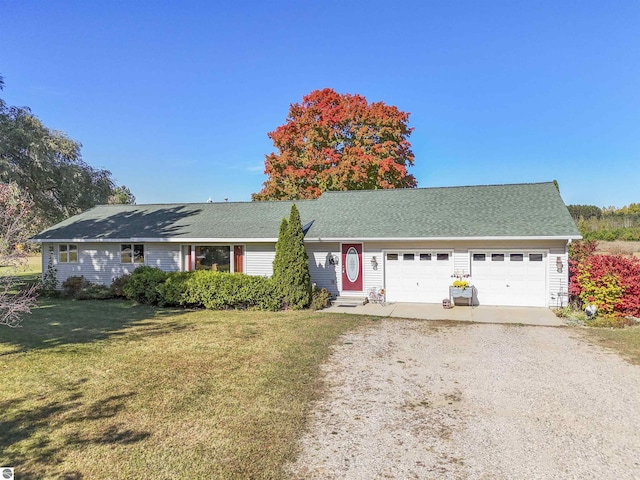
[32,237,278,243]
[304,235,583,242]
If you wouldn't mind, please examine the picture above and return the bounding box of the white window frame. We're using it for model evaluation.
[121,244,145,265]
[59,244,78,263]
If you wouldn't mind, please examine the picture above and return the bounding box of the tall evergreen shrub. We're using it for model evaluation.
[273,204,311,309]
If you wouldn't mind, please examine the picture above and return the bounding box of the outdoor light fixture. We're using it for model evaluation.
[371,256,378,270]
[556,256,563,273]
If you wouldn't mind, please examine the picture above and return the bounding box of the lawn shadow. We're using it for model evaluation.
[0,299,193,355]
[0,378,150,479]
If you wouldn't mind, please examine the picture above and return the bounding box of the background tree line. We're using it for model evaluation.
[568,203,640,241]
[0,75,134,232]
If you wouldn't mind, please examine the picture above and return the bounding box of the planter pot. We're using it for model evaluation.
[450,286,472,298]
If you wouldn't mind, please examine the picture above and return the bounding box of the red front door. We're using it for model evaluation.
[342,243,363,291]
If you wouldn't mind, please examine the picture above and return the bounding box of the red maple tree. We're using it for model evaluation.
[252,88,417,201]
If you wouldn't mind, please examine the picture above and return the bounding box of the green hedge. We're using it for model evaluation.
[123,267,282,311]
[123,266,169,305]
[182,270,281,311]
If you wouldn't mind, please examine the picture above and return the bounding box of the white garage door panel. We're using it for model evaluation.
[472,252,547,307]
[385,252,452,303]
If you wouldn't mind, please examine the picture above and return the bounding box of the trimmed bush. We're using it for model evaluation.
[62,276,91,297]
[310,286,332,311]
[183,270,281,311]
[61,276,112,300]
[123,266,169,305]
[156,271,192,307]
[110,274,131,298]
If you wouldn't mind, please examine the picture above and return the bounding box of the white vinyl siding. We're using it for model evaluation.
[244,243,276,277]
[306,243,340,296]
[41,242,181,287]
[362,246,383,295]
[145,244,181,272]
[454,247,469,276]
[548,245,569,308]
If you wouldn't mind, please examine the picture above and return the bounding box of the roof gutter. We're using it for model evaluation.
[31,235,583,243]
[304,235,583,242]
[29,237,280,243]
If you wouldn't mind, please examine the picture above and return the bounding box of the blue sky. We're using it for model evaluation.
[1,1,638,207]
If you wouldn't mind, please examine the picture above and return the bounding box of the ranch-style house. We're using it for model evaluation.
[32,182,581,308]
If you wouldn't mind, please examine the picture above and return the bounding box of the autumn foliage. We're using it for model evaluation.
[252,88,416,201]
[569,240,640,317]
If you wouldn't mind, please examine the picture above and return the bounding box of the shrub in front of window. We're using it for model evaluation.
[110,274,131,298]
[123,266,169,305]
[181,270,281,311]
[61,276,112,300]
[62,276,90,297]
[156,272,192,307]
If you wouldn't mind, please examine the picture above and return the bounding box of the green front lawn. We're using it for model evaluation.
[0,253,41,291]
[0,299,373,479]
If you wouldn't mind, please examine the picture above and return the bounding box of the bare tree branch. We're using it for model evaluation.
[0,182,38,327]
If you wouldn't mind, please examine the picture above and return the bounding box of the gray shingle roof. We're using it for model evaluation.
[32,182,581,241]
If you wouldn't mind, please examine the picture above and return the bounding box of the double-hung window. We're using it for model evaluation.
[121,244,145,264]
[59,244,78,263]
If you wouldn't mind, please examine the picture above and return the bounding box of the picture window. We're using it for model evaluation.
[195,246,230,272]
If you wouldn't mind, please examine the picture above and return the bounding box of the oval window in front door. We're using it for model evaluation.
[346,247,360,283]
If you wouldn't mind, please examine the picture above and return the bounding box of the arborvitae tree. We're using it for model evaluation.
[272,217,288,285]
[272,204,311,309]
[283,204,311,309]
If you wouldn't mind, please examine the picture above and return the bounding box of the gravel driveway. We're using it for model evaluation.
[288,321,640,479]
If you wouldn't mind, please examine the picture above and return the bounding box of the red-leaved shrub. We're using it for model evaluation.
[569,240,640,317]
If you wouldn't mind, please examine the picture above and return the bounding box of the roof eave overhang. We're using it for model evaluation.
[304,235,583,242]
[30,237,279,243]
[31,234,583,243]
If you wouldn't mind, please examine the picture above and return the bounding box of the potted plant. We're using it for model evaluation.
[450,279,472,299]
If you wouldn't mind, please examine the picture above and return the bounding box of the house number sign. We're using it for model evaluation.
[346,247,359,282]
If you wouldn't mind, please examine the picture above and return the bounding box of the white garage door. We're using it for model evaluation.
[385,252,453,303]
[471,252,547,307]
